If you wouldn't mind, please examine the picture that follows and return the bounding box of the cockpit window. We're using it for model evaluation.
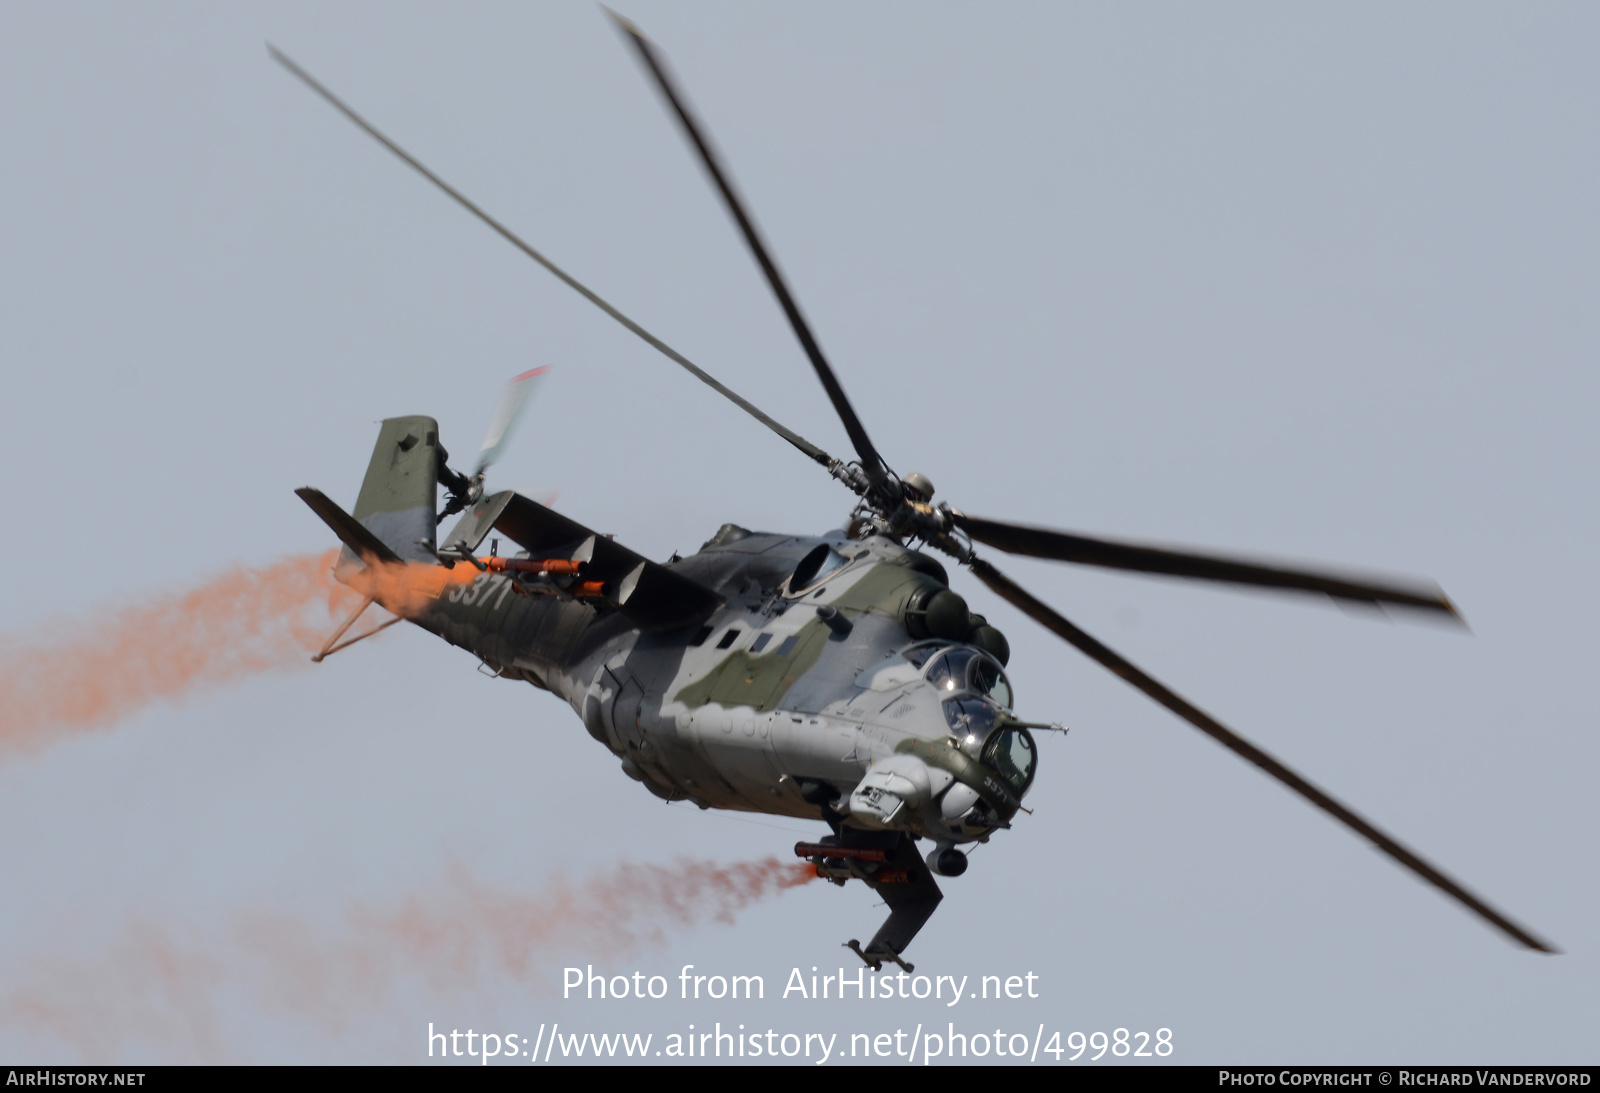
[943,696,998,743]
[972,657,1012,709]
[920,646,1014,708]
[983,726,1037,792]
[927,649,964,692]
[945,698,1038,794]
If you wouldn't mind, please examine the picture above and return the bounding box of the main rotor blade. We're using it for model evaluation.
[966,556,1554,953]
[268,46,833,469]
[608,13,894,492]
[954,512,1460,620]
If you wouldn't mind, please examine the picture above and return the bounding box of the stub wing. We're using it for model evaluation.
[442,490,721,629]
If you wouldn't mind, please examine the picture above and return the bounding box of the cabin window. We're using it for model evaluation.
[750,633,772,654]
[775,635,799,656]
[689,625,714,647]
[716,628,741,650]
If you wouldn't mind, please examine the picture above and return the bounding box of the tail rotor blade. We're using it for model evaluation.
[476,366,548,476]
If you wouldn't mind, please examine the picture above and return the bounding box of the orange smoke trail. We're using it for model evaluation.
[0,551,370,759]
[342,554,484,618]
[0,542,570,759]
[5,857,819,1063]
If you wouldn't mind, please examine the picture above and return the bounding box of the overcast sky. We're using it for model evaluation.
[1,2,1596,1065]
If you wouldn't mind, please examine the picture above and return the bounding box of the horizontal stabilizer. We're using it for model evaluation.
[296,487,401,564]
[443,490,721,629]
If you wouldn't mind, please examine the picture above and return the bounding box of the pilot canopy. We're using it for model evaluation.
[906,643,1014,709]
[905,642,1036,795]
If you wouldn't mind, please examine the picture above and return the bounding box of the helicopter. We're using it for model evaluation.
[274,15,1554,971]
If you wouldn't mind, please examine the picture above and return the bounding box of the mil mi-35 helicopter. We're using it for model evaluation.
[275,15,1553,970]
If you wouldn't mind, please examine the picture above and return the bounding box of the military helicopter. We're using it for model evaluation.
[274,15,1554,970]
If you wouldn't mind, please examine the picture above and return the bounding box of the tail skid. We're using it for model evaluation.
[295,487,407,661]
[310,595,402,663]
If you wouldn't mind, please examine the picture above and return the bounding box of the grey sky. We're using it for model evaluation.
[1,2,1595,1064]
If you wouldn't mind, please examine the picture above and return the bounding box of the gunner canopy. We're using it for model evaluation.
[905,643,1036,794]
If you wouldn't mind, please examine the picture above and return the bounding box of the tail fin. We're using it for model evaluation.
[350,415,444,563]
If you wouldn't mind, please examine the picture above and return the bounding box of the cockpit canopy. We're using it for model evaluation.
[905,641,1035,794]
[904,643,1013,709]
[982,724,1037,792]
[940,695,1037,792]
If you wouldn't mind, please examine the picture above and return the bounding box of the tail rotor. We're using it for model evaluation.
[439,366,550,521]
